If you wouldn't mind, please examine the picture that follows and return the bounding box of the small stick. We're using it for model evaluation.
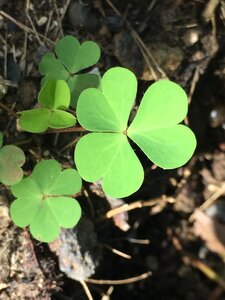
[80,280,94,300]
[13,138,32,146]
[202,0,220,23]
[196,182,225,211]
[60,136,80,152]
[52,0,64,38]
[45,10,53,37]
[188,66,200,105]
[1,30,7,79]
[127,238,150,245]
[103,244,132,259]
[83,188,95,219]
[105,196,175,219]
[26,0,43,46]
[183,256,225,289]
[60,0,72,21]
[139,46,157,81]
[85,271,152,285]
[21,30,28,76]
[105,0,167,80]
[184,66,200,126]
[0,78,18,88]
[189,182,225,222]
[0,102,18,118]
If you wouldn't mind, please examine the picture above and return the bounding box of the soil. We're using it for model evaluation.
[0,0,225,299]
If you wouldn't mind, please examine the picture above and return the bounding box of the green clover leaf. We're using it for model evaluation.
[39,35,101,107]
[75,67,196,198]
[0,132,25,185]
[10,159,82,242]
[19,79,76,133]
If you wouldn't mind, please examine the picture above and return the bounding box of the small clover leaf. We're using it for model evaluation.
[75,67,197,198]
[10,159,82,243]
[39,35,101,107]
[19,79,76,133]
[0,133,25,185]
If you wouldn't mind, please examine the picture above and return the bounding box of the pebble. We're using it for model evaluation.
[182,30,199,47]
[50,217,101,281]
[17,80,37,109]
[149,42,183,73]
[69,2,99,32]
[105,15,125,32]
[209,104,225,128]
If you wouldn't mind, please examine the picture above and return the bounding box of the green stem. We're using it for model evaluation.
[46,127,88,134]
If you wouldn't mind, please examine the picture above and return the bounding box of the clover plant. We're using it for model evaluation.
[2,35,197,243]
[75,67,197,198]
[0,132,25,185]
[19,79,76,133]
[10,160,82,242]
[39,35,101,107]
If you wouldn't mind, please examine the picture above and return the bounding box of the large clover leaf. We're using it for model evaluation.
[39,35,101,107]
[19,79,76,133]
[0,132,25,185]
[10,160,82,242]
[74,67,197,198]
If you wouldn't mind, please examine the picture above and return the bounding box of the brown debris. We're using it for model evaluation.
[193,209,225,257]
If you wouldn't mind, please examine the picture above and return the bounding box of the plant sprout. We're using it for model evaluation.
[39,35,101,107]
[19,79,76,133]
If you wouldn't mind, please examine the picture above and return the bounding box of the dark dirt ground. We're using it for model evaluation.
[0,0,225,299]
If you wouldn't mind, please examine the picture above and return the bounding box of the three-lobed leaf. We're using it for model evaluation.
[75,67,197,198]
[10,159,82,242]
[39,35,101,107]
[19,79,76,133]
[0,133,25,185]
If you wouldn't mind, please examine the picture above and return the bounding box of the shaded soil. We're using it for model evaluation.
[0,0,225,299]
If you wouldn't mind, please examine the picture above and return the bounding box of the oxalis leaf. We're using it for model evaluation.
[75,67,197,198]
[19,79,76,133]
[0,132,25,185]
[39,35,101,107]
[10,159,82,242]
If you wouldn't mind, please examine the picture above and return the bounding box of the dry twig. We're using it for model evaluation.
[80,279,94,300]
[103,244,131,259]
[0,10,54,45]
[105,0,167,80]
[105,196,175,219]
[85,271,151,285]
[202,0,220,22]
